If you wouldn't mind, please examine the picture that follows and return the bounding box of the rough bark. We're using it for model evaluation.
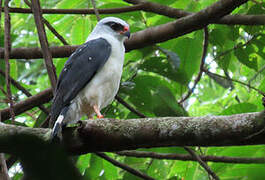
[0,112,264,155]
[124,0,265,25]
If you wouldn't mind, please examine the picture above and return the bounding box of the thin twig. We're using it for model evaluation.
[0,68,49,115]
[203,68,265,96]
[96,152,155,180]
[214,33,262,61]
[115,95,146,118]
[0,153,10,180]
[23,0,69,46]
[0,86,8,97]
[179,27,209,104]
[91,0,101,21]
[116,150,265,164]
[30,0,57,92]
[184,147,220,180]
[42,18,69,45]
[4,0,15,122]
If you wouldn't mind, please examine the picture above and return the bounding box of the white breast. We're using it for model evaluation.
[73,34,125,117]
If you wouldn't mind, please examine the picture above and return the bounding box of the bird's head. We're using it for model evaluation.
[92,17,130,42]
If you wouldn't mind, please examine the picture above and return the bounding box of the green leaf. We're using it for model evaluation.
[102,153,119,180]
[218,53,231,71]
[147,160,168,179]
[10,60,18,80]
[76,154,91,175]
[205,70,232,89]
[122,172,143,180]
[152,86,188,117]
[172,35,203,83]
[124,75,181,114]
[258,78,265,92]
[139,57,189,84]
[234,46,258,71]
[209,29,227,47]
[55,0,86,9]
[247,3,265,15]
[158,47,181,70]
[84,154,103,179]
[12,173,24,180]
[33,110,49,128]
[252,35,265,59]
[54,58,68,77]
[220,103,257,115]
[71,16,91,45]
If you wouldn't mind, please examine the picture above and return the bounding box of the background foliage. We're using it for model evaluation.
[0,0,265,179]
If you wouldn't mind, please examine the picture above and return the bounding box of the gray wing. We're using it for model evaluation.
[50,38,111,127]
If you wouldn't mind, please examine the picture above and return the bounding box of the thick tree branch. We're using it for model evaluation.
[0,88,53,121]
[0,0,250,59]
[1,3,264,25]
[116,150,265,164]
[124,0,265,25]
[125,0,249,51]
[0,111,264,154]
[0,44,78,59]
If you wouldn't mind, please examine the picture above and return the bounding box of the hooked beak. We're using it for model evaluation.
[121,26,130,39]
[124,30,131,39]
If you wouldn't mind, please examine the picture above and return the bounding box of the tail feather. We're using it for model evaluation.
[51,105,69,141]
[51,115,64,141]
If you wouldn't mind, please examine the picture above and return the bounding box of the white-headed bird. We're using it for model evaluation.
[50,17,130,138]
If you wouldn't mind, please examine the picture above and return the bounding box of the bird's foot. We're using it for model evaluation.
[93,105,104,119]
[97,114,104,119]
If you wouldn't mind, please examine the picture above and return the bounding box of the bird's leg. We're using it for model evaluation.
[93,105,104,118]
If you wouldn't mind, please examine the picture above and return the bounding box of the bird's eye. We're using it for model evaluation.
[106,22,124,31]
